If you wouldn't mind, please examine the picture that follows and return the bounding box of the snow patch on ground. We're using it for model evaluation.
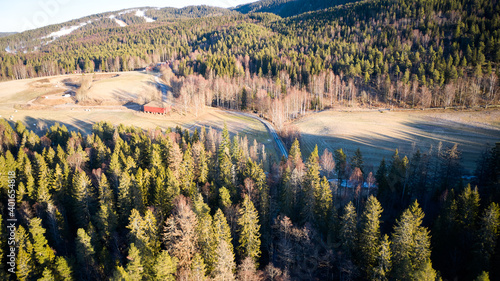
[135,10,155,22]
[108,15,128,27]
[5,46,15,54]
[42,22,87,39]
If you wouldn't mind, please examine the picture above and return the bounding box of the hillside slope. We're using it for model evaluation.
[0,5,233,54]
[0,0,498,111]
[234,0,358,17]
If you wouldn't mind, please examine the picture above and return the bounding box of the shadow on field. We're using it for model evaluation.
[299,119,500,174]
[111,89,138,105]
[18,116,94,135]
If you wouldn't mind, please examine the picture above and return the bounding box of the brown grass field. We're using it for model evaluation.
[294,108,500,174]
[2,71,499,170]
[0,72,276,159]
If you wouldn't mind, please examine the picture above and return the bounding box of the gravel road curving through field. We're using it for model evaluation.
[231,111,288,159]
[152,72,288,159]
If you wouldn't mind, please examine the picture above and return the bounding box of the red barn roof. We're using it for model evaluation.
[143,101,169,114]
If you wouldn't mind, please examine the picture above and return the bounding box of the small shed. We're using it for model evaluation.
[143,101,169,114]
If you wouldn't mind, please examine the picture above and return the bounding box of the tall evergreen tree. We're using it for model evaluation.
[314,176,332,235]
[288,138,302,168]
[54,256,73,280]
[391,200,435,280]
[154,250,178,281]
[475,202,500,276]
[359,195,383,278]
[29,217,55,267]
[302,145,321,224]
[72,170,93,229]
[339,201,358,258]
[16,226,33,281]
[218,123,235,196]
[351,148,364,174]
[125,243,144,280]
[373,234,392,281]
[75,228,98,280]
[192,193,216,273]
[334,148,347,190]
[238,195,261,263]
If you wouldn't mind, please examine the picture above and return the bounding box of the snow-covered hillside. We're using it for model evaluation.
[108,15,127,27]
[135,10,155,22]
[42,21,90,39]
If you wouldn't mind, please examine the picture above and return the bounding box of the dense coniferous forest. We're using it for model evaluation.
[0,117,499,280]
[1,0,499,121]
[233,0,358,17]
[1,0,500,279]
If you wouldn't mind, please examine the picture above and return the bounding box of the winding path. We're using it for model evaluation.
[152,72,288,159]
[232,111,288,159]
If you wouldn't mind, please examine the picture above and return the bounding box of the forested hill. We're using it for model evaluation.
[0,5,234,54]
[234,0,358,17]
[0,32,17,38]
[1,0,499,114]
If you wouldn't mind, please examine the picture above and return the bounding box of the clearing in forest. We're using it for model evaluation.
[294,108,500,174]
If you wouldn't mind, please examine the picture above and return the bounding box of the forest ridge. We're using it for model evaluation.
[0,0,499,115]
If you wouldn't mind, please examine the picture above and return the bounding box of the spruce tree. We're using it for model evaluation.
[334,148,347,189]
[302,145,321,224]
[117,171,133,224]
[288,138,302,168]
[76,228,97,280]
[180,145,196,197]
[280,166,296,218]
[54,255,73,280]
[218,123,235,196]
[391,200,435,280]
[34,152,52,203]
[72,170,93,229]
[127,208,159,278]
[351,148,364,174]
[213,208,234,256]
[238,195,261,263]
[359,195,383,278]
[38,268,56,281]
[125,243,144,280]
[314,176,332,235]
[373,234,391,281]
[29,217,55,267]
[193,194,216,273]
[155,250,177,281]
[475,202,500,275]
[340,201,358,258]
[190,253,207,281]
[16,226,34,281]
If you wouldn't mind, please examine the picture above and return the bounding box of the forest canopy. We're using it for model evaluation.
[0,118,498,280]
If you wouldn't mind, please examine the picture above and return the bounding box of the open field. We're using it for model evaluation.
[294,109,500,174]
[2,71,498,170]
[0,72,276,160]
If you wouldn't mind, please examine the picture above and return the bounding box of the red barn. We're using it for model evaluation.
[143,101,169,114]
